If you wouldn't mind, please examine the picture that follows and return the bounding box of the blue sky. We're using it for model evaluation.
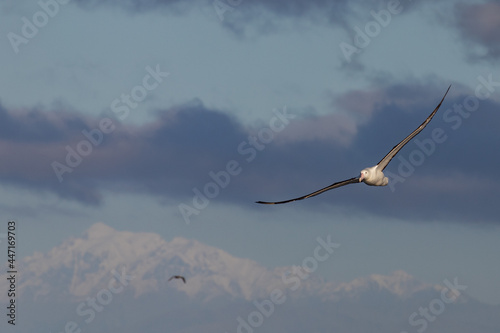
[1,0,499,306]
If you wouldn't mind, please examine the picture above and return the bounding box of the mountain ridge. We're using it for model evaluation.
[0,222,466,304]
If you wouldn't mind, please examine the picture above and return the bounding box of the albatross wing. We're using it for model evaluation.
[256,177,360,205]
[376,85,451,171]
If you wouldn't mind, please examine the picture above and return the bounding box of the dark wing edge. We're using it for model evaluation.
[255,177,360,205]
[377,85,451,171]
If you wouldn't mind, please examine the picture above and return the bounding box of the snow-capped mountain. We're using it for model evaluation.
[2,222,279,302]
[1,222,458,304]
[332,270,433,298]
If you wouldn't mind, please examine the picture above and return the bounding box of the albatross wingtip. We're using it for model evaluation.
[444,84,452,96]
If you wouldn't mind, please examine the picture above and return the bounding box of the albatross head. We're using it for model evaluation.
[359,168,372,183]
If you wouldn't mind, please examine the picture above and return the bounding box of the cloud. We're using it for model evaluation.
[274,112,358,147]
[1,81,498,223]
[0,104,87,142]
[455,2,500,62]
[215,0,355,37]
[73,0,190,13]
[73,0,420,37]
[0,99,248,205]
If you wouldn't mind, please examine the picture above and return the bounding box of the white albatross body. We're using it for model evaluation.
[256,85,451,205]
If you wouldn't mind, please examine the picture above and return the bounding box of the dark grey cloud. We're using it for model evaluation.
[1,82,498,223]
[455,2,500,62]
[0,99,247,205]
[0,104,87,142]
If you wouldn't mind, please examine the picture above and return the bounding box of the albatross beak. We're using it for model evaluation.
[359,174,364,182]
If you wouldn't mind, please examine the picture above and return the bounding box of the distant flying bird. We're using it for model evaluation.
[256,86,451,205]
[168,275,186,283]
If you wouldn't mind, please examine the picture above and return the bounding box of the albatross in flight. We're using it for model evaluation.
[168,275,186,283]
[256,86,451,205]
